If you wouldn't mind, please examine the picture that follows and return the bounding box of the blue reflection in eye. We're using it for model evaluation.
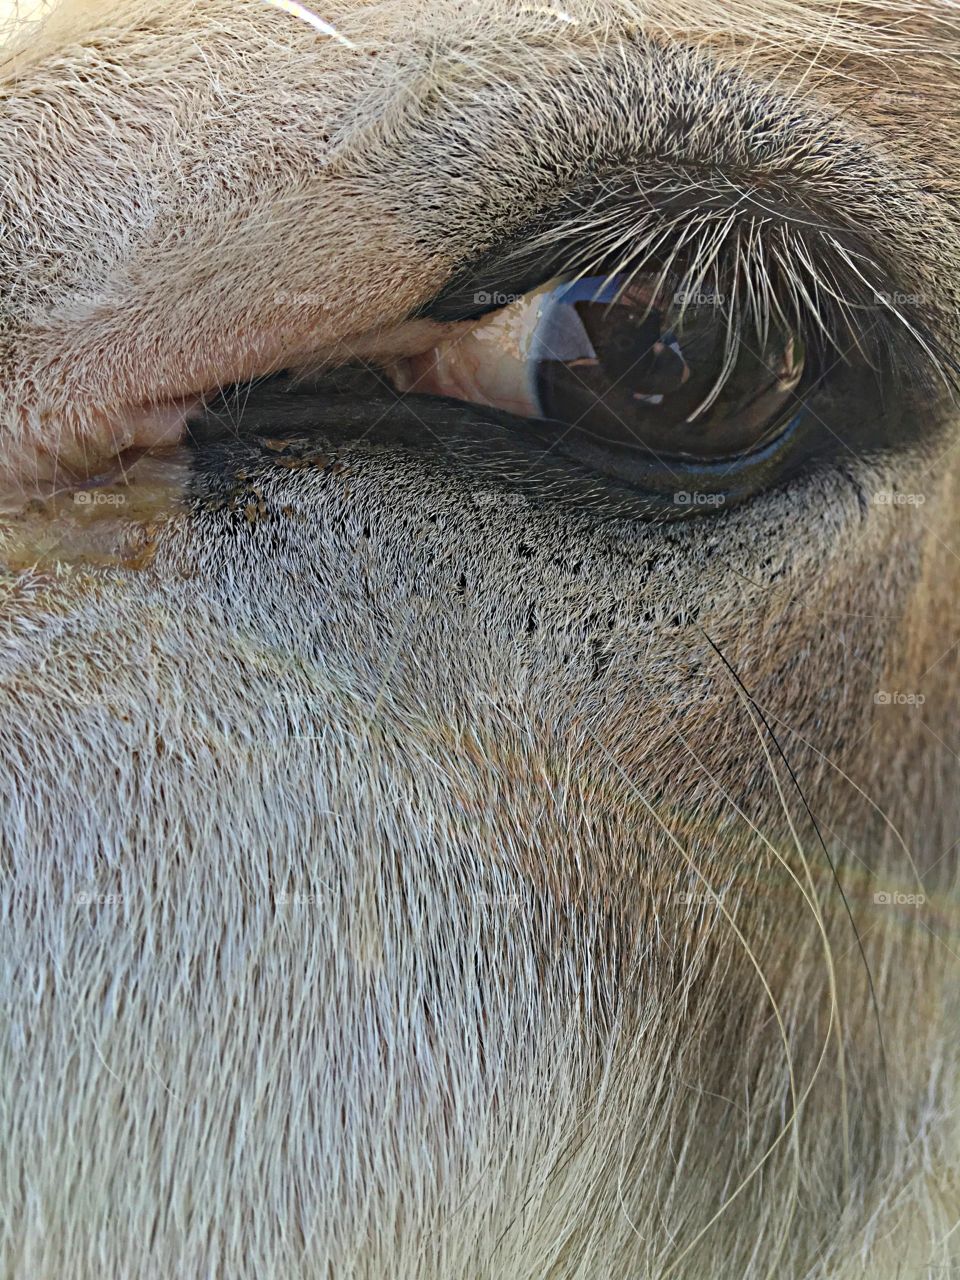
[530,271,804,460]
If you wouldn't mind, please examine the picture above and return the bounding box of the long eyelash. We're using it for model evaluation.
[499,180,960,399]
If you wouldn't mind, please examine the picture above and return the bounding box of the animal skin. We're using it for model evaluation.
[0,1,958,1277]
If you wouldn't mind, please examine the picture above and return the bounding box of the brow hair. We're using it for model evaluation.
[421,40,960,388]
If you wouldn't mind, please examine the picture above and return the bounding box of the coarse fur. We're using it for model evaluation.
[0,2,958,1277]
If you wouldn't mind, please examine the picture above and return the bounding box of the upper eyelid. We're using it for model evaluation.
[406,39,958,363]
[421,180,899,321]
[418,166,958,393]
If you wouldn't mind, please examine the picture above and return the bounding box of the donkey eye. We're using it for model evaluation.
[389,273,806,465]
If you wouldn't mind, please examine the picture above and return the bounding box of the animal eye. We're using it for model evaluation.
[378,250,940,514]
[389,272,807,468]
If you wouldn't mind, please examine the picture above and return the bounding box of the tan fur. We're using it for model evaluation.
[0,2,958,1276]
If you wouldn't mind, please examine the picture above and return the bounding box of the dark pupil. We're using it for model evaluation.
[534,275,805,461]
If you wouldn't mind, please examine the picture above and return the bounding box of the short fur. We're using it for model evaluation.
[0,3,958,1277]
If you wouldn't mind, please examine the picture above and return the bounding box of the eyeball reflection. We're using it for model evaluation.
[391,273,805,462]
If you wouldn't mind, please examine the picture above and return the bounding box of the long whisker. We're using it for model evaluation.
[699,627,889,1099]
[637,670,848,1270]
[685,641,852,1196]
[580,726,804,1277]
[758,704,925,894]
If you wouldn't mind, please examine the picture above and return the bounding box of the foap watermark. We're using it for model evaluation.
[675,890,726,907]
[275,890,326,907]
[874,890,926,907]
[874,690,926,707]
[872,288,925,307]
[674,491,726,508]
[274,289,329,307]
[473,290,523,308]
[872,490,926,507]
[872,88,925,109]
[75,890,124,906]
[74,490,126,507]
[673,288,726,307]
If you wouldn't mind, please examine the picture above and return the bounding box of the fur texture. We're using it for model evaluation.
[0,3,958,1277]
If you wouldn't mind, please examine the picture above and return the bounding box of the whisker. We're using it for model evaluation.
[580,726,805,1277]
[699,626,889,1101]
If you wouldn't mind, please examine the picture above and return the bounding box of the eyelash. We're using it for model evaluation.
[431,184,957,398]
